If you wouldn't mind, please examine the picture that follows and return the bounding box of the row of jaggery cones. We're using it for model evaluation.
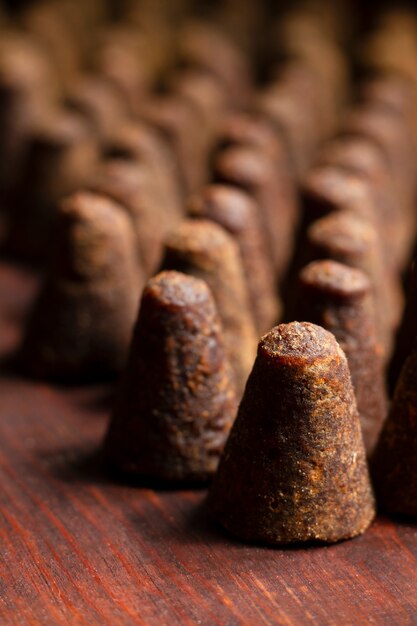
[3,1,417,544]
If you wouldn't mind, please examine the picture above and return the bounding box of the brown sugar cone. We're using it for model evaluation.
[317,136,407,272]
[187,184,281,333]
[6,109,99,260]
[88,158,180,277]
[372,341,417,517]
[296,260,387,454]
[104,271,237,483]
[20,192,143,381]
[306,211,403,358]
[213,144,296,284]
[161,219,257,396]
[300,165,380,234]
[209,321,375,545]
[341,107,416,243]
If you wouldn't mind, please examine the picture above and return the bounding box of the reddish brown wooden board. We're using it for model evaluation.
[0,259,417,625]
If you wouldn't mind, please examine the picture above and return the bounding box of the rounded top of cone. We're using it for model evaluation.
[187,185,256,235]
[259,321,343,367]
[308,211,376,256]
[299,260,371,298]
[164,219,235,258]
[143,271,212,310]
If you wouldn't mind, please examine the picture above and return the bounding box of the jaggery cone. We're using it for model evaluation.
[161,219,257,395]
[317,136,405,272]
[372,340,417,517]
[306,211,403,359]
[213,144,296,283]
[7,109,99,260]
[296,260,387,454]
[88,158,180,277]
[187,184,280,333]
[20,192,143,380]
[104,271,237,483]
[209,322,375,545]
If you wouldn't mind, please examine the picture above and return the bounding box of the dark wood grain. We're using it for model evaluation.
[1,259,417,625]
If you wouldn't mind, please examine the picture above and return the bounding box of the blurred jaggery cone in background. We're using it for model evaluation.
[161,219,258,396]
[88,157,181,277]
[20,191,143,380]
[0,31,58,193]
[5,108,99,261]
[187,184,281,333]
[305,210,403,359]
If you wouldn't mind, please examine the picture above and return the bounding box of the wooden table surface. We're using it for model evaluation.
[1,259,417,626]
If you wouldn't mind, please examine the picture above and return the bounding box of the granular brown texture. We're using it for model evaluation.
[20,191,143,380]
[161,219,257,396]
[296,260,387,454]
[187,184,280,333]
[306,211,402,358]
[104,270,237,483]
[372,341,417,516]
[213,144,296,283]
[209,321,375,545]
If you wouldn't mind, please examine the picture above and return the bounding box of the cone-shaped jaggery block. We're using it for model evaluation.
[104,270,237,483]
[213,144,296,283]
[372,341,417,516]
[306,210,403,357]
[20,192,143,380]
[161,219,257,395]
[88,158,180,277]
[187,184,280,333]
[209,321,375,545]
[7,110,99,260]
[296,260,387,454]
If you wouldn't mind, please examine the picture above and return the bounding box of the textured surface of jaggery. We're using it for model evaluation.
[297,260,387,454]
[373,344,417,516]
[21,192,143,380]
[209,321,375,545]
[187,184,280,332]
[161,219,257,395]
[105,271,237,482]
